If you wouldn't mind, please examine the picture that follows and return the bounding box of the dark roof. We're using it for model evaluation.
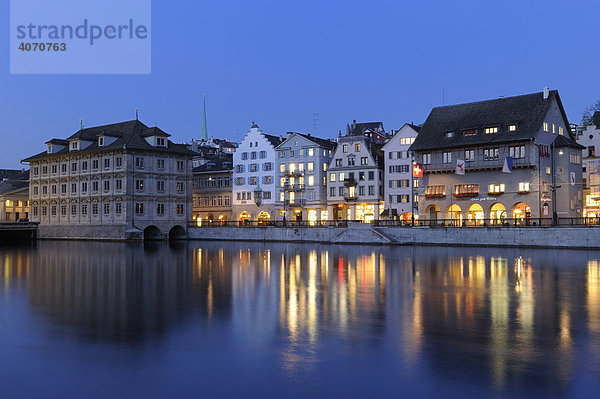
[410,90,571,152]
[0,180,28,195]
[554,134,585,149]
[263,133,285,148]
[139,126,171,137]
[23,120,196,162]
[45,139,69,145]
[192,155,233,173]
[278,132,337,150]
[347,121,384,136]
[0,169,29,181]
[406,123,422,132]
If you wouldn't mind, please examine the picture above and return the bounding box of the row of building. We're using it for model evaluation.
[2,87,599,238]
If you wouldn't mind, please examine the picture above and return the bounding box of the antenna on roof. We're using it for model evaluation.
[80,119,83,130]
[442,85,445,105]
[135,108,139,120]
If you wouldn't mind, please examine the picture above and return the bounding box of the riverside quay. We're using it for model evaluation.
[14,88,599,240]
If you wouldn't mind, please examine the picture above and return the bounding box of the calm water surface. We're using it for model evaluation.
[2,241,600,398]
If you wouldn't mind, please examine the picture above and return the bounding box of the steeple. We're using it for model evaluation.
[201,94,208,141]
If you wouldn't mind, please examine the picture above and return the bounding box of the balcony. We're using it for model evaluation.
[344,194,357,202]
[285,183,305,191]
[422,156,533,172]
[284,170,305,177]
[343,178,357,188]
[288,198,306,206]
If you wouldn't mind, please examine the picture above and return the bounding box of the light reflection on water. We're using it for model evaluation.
[2,241,600,397]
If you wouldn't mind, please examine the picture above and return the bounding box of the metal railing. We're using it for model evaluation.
[188,220,349,228]
[189,218,600,228]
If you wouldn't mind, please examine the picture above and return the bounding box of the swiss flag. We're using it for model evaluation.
[413,163,423,177]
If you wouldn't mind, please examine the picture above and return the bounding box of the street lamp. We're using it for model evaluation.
[550,141,562,226]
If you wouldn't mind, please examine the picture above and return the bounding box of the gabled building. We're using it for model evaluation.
[381,123,420,222]
[22,120,196,239]
[409,88,584,225]
[192,154,233,225]
[275,132,336,223]
[327,121,386,222]
[232,123,284,223]
[574,114,600,218]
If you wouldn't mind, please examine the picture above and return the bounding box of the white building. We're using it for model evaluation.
[381,123,420,222]
[327,121,386,222]
[232,123,283,223]
[275,132,336,223]
[574,115,600,218]
[22,120,196,239]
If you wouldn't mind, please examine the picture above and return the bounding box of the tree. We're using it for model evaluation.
[582,100,600,126]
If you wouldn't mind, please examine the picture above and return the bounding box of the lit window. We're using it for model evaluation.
[559,126,564,135]
[307,162,314,171]
[308,148,314,156]
[355,143,360,152]
[280,191,285,201]
[518,182,530,193]
[488,183,505,194]
[552,123,556,134]
[339,172,345,181]
[280,164,285,173]
[543,122,549,132]
[509,124,517,132]
[289,163,296,173]
[330,173,336,182]
[484,126,498,134]
[308,175,314,186]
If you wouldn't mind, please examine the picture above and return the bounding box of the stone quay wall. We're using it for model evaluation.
[187,223,600,249]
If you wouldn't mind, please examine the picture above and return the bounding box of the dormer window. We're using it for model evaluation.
[70,141,79,151]
[156,137,166,147]
[98,137,104,146]
[463,129,477,136]
[445,131,454,138]
[484,126,498,134]
[47,144,53,154]
[509,124,517,132]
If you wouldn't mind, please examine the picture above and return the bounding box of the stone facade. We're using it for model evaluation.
[232,123,283,223]
[23,120,195,239]
[574,123,600,218]
[411,89,584,225]
[381,124,420,221]
[326,122,386,222]
[275,132,336,222]
[192,156,233,225]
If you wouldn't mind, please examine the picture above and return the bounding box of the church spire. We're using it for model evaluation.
[201,94,208,141]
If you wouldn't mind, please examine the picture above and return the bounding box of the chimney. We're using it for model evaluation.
[543,87,549,99]
[352,120,357,129]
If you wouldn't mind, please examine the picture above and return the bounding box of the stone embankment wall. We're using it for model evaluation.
[187,223,600,249]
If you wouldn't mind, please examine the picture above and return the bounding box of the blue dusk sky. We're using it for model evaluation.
[1,0,599,168]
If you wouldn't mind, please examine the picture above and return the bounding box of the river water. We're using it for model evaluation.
[1,241,600,398]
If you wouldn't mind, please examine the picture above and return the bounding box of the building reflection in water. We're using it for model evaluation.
[17,241,233,342]
[1,241,600,396]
